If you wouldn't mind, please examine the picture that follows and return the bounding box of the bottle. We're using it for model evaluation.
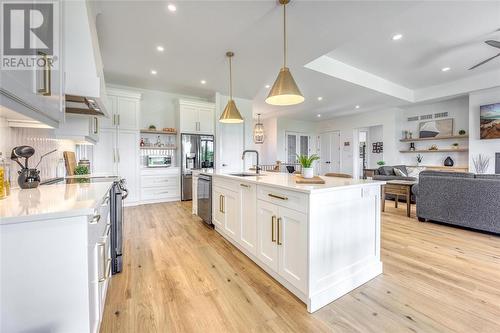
[56,158,66,178]
[140,138,145,147]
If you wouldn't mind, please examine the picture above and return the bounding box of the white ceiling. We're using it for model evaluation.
[92,1,500,121]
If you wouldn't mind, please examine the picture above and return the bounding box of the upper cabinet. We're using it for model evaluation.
[0,3,64,128]
[178,99,215,134]
[102,88,141,130]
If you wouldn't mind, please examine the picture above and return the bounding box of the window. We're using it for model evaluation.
[285,132,311,163]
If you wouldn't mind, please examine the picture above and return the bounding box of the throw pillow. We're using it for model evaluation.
[394,168,407,177]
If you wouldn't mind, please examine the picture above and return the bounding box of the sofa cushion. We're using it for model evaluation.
[419,170,475,178]
[373,175,417,181]
[394,168,408,177]
[378,166,395,176]
[475,174,500,180]
[393,165,409,175]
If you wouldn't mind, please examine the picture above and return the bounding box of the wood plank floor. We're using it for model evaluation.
[100,201,500,333]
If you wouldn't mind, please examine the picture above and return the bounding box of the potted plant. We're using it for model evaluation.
[377,161,385,166]
[458,129,466,136]
[148,125,157,131]
[297,154,319,179]
[416,154,423,166]
[451,142,459,149]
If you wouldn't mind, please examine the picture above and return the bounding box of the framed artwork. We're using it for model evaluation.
[418,119,453,138]
[372,142,383,153]
[480,103,500,140]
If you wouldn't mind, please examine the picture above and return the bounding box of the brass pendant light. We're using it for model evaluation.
[253,113,265,144]
[219,51,244,123]
[266,0,304,106]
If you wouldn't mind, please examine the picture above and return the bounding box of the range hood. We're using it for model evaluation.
[65,95,105,116]
[64,1,108,117]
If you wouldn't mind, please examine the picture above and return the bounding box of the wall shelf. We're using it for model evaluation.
[399,148,468,153]
[140,129,177,135]
[140,146,177,150]
[399,135,468,142]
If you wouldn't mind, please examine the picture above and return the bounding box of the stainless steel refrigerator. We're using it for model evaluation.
[181,133,214,200]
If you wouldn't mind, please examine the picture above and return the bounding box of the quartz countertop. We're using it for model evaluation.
[0,181,114,225]
[212,172,384,193]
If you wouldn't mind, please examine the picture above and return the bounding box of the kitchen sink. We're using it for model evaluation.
[228,172,263,177]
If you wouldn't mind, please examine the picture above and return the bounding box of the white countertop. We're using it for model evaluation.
[212,172,384,193]
[0,181,114,225]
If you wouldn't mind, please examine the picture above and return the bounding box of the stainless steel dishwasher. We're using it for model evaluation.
[197,174,213,226]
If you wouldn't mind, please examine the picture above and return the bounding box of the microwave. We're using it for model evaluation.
[147,155,172,168]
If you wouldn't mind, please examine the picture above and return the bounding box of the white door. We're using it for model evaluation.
[217,122,244,172]
[319,131,341,174]
[285,132,311,163]
[117,130,139,203]
[180,106,199,133]
[256,200,279,271]
[212,187,224,229]
[278,207,307,292]
[93,129,117,175]
[238,183,257,255]
[101,95,117,129]
[198,107,214,134]
[222,189,239,240]
[116,97,139,130]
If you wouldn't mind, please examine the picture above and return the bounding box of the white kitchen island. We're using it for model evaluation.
[211,172,384,313]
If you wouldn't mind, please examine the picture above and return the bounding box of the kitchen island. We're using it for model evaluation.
[211,172,384,313]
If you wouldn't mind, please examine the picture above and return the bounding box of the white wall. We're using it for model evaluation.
[260,117,277,165]
[396,96,469,168]
[317,108,399,176]
[468,87,500,174]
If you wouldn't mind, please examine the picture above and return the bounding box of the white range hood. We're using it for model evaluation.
[64,0,108,117]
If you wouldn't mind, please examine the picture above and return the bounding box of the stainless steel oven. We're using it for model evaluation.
[147,155,172,168]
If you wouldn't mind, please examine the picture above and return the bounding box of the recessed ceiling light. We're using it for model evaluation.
[156,45,164,52]
[317,97,323,101]
[265,85,270,89]
[392,33,403,41]
[355,105,360,109]
[441,67,451,72]
[200,80,206,85]
[167,4,176,12]
[317,114,321,118]
[150,69,157,75]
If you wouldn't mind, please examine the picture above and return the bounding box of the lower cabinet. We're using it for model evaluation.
[140,168,180,204]
[212,177,307,294]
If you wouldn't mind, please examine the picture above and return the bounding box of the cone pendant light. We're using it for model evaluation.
[266,0,304,106]
[219,51,244,123]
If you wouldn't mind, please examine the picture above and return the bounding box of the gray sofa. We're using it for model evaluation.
[413,171,500,234]
[373,165,417,182]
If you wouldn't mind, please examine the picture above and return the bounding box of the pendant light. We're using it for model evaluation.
[253,113,265,144]
[266,0,304,106]
[219,51,244,123]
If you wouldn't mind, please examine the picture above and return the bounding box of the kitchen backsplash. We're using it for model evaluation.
[4,127,75,185]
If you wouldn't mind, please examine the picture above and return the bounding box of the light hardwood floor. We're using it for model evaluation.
[101,201,500,333]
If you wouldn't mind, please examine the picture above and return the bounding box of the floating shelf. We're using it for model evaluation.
[400,135,468,142]
[399,149,468,153]
[140,146,177,150]
[140,129,177,135]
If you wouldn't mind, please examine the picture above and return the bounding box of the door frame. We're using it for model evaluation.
[318,130,341,175]
[284,131,313,163]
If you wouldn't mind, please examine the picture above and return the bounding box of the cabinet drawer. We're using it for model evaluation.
[141,175,178,188]
[141,186,179,201]
[257,185,308,214]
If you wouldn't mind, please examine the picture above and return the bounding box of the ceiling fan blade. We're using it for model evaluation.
[468,52,500,70]
[485,40,500,48]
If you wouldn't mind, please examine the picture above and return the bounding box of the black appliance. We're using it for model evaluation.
[111,178,128,274]
[197,174,212,226]
[181,134,214,200]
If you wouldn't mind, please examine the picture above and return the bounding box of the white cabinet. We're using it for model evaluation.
[178,99,215,134]
[93,128,117,175]
[256,199,279,271]
[117,130,139,203]
[140,168,180,204]
[102,89,140,130]
[212,185,239,240]
[55,114,99,144]
[238,182,257,255]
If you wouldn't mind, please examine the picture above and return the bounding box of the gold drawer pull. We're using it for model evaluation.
[268,193,288,201]
[240,183,250,188]
[277,217,283,245]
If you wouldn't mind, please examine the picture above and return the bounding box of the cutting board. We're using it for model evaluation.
[294,175,325,184]
[63,151,76,176]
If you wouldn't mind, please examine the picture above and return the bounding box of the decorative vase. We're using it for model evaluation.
[302,167,314,179]
[444,156,454,167]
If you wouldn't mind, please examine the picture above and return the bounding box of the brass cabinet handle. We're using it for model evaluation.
[268,193,288,201]
[277,217,283,245]
[219,195,222,213]
[37,52,51,96]
[117,114,121,126]
[240,183,250,188]
[222,195,225,213]
[271,215,277,242]
[97,241,106,282]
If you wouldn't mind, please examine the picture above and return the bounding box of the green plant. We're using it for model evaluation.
[458,129,466,135]
[74,165,89,175]
[296,154,319,168]
[416,154,423,163]
[452,142,459,147]
[148,124,156,130]
[377,160,385,166]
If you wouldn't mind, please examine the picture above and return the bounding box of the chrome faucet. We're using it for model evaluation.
[242,150,260,174]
